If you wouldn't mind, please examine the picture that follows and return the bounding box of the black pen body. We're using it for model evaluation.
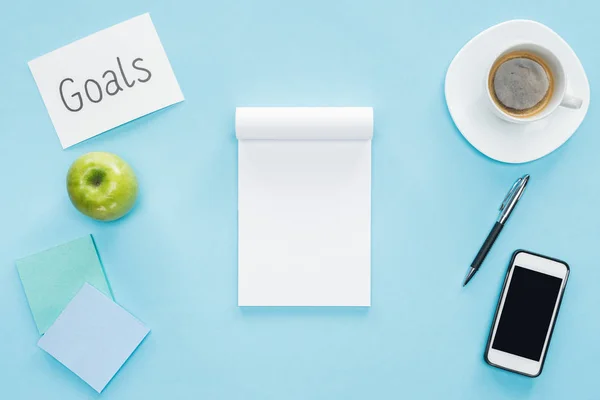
[463,221,504,286]
[472,221,504,270]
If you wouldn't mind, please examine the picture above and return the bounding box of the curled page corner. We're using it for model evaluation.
[235,107,373,140]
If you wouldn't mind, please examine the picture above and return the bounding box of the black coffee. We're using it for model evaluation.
[490,52,553,117]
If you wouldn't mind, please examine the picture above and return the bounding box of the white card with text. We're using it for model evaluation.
[28,13,184,148]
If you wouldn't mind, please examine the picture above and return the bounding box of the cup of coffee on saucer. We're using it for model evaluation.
[486,43,583,124]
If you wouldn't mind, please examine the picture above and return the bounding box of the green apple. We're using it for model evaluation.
[67,152,138,221]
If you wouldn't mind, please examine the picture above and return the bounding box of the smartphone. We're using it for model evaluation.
[484,250,569,377]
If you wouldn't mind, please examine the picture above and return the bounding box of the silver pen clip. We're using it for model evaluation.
[500,178,522,212]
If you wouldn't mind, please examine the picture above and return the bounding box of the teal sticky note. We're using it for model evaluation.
[16,235,113,334]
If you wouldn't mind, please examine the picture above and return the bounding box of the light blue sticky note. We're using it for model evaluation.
[38,284,150,393]
[16,235,113,334]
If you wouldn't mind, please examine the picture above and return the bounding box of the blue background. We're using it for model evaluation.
[1,1,598,399]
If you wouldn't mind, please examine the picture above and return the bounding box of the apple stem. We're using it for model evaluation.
[87,169,106,187]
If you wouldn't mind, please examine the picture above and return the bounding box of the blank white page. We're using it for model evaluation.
[237,107,373,306]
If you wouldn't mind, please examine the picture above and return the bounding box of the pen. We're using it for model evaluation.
[462,174,530,286]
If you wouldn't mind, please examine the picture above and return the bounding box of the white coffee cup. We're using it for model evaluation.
[486,43,583,124]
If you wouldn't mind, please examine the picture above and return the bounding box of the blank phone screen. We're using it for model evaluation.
[492,266,563,361]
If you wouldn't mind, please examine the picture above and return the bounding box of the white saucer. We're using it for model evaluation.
[445,20,590,163]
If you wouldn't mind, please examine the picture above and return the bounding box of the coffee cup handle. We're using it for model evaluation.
[561,93,583,110]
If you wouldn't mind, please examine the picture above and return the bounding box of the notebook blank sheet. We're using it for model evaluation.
[236,107,373,306]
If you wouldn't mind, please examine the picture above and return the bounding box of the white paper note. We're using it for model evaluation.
[237,107,373,306]
[28,13,184,148]
[38,284,150,393]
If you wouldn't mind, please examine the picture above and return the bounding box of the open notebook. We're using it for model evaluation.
[236,107,373,306]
